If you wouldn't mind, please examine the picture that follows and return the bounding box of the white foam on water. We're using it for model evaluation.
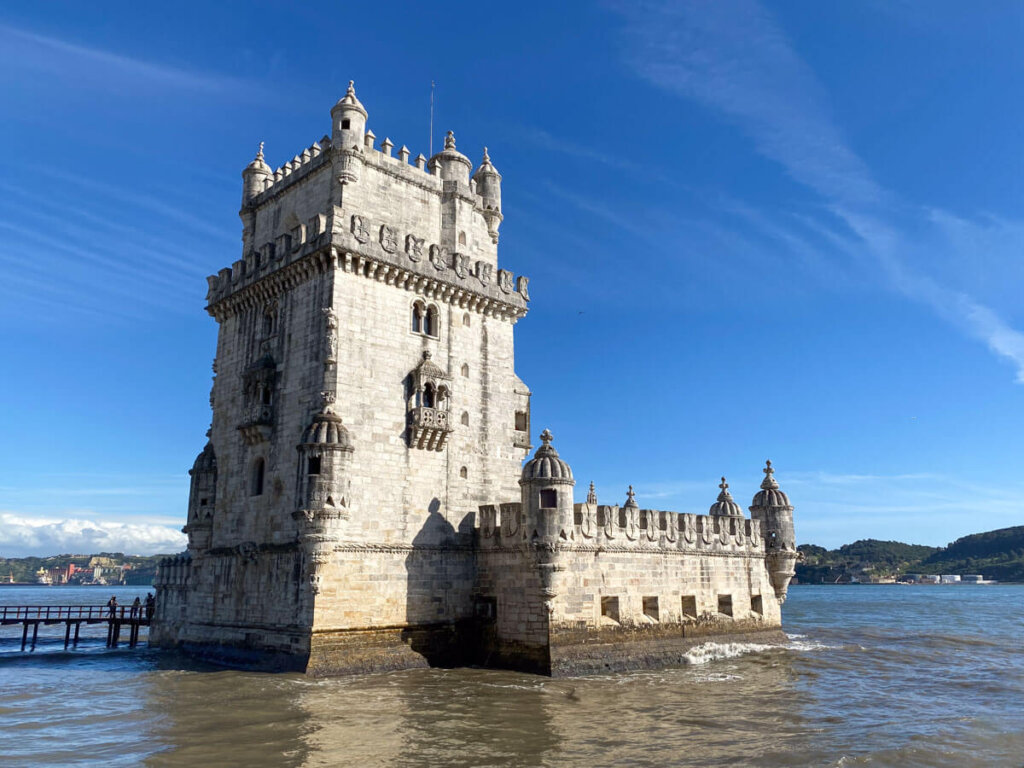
[682,641,778,665]
[683,635,837,665]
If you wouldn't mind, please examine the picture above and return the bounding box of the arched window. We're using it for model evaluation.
[460,363,469,378]
[262,309,275,336]
[424,306,439,337]
[458,231,467,246]
[459,466,468,479]
[411,302,423,333]
[260,385,272,406]
[436,385,449,410]
[251,458,265,496]
[462,313,470,327]
[460,411,469,426]
[423,383,435,408]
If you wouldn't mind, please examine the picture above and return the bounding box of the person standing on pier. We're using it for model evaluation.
[144,593,155,620]
[130,597,141,618]
[107,596,117,617]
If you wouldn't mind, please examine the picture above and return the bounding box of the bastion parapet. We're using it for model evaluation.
[152,82,796,676]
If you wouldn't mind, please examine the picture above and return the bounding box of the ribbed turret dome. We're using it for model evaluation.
[472,147,501,181]
[750,460,791,509]
[333,80,367,117]
[191,443,216,473]
[521,429,574,483]
[244,142,271,175]
[709,477,743,516]
[301,411,354,451]
[429,131,473,173]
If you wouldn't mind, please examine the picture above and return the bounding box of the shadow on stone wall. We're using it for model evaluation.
[402,498,476,667]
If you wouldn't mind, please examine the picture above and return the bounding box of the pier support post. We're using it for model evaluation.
[21,622,28,652]
[73,622,80,647]
[64,622,72,650]
[30,622,39,651]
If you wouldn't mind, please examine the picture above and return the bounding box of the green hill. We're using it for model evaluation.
[919,526,1024,582]
[797,526,1024,583]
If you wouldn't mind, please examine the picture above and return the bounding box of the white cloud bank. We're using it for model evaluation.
[0,512,186,558]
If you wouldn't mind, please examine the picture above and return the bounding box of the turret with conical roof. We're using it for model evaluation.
[242,142,271,206]
[749,460,797,602]
[331,80,368,150]
[472,147,503,243]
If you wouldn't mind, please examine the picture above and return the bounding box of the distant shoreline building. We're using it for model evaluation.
[152,84,799,676]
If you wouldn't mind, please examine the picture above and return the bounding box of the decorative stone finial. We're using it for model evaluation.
[539,428,553,446]
[347,79,355,95]
[625,485,637,507]
[482,146,490,163]
[445,130,456,150]
[761,460,779,490]
[587,481,597,505]
[720,477,728,492]
[256,141,264,161]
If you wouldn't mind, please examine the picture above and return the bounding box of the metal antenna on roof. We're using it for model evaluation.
[429,80,436,158]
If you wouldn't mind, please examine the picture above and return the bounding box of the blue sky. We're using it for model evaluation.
[2,0,1023,556]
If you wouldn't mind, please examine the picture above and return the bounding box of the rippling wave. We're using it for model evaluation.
[0,585,1022,767]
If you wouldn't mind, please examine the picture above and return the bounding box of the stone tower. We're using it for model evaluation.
[153,82,533,672]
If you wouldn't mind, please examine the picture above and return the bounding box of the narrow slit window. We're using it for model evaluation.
[251,458,265,496]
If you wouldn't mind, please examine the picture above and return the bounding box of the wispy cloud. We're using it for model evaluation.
[614,0,1024,383]
[0,23,255,97]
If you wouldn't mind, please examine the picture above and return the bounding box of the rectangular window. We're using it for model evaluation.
[307,456,321,475]
[681,595,697,620]
[515,411,528,431]
[643,596,659,622]
[751,594,763,617]
[539,489,557,508]
[718,595,733,618]
[600,596,620,623]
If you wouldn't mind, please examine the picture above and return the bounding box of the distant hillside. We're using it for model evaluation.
[798,539,940,583]
[919,526,1024,582]
[0,552,175,585]
[798,526,1024,583]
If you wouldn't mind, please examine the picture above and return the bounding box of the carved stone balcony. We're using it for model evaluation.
[409,406,452,451]
[239,403,274,445]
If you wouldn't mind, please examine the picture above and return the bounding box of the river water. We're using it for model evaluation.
[0,584,1021,767]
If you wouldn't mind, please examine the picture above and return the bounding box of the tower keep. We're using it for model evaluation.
[154,83,796,676]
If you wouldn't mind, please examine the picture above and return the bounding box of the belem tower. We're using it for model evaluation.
[152,82,799,676]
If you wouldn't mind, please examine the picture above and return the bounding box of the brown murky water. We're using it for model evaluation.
[1,585,1022,767]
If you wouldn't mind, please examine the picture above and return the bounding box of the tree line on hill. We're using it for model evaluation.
[797,525,1024,583]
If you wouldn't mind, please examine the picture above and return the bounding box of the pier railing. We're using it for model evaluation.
[0,604,152,651]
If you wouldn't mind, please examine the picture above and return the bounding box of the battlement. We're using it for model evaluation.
[477,501,764,554]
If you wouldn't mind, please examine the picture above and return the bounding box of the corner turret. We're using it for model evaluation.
[709,477,743,517]
[473,147,503,244]
[242,142,271,206]
[520,429,575,602]
[331,80,368,150]
[749,460,797,602]
[183,442,217,553]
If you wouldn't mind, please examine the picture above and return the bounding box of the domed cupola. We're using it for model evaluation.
[429,130,473,185]
[521,429,574,484]
[709,477,743,516]
[301,410,354,452]
[750,460,792,511]
[191,442,217,475]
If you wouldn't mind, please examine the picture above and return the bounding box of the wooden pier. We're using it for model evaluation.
[1,605,151,651]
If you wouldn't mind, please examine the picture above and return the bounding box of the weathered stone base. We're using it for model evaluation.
[306,622,479,677]
[548,622,788,677]
[173,640,309,673]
